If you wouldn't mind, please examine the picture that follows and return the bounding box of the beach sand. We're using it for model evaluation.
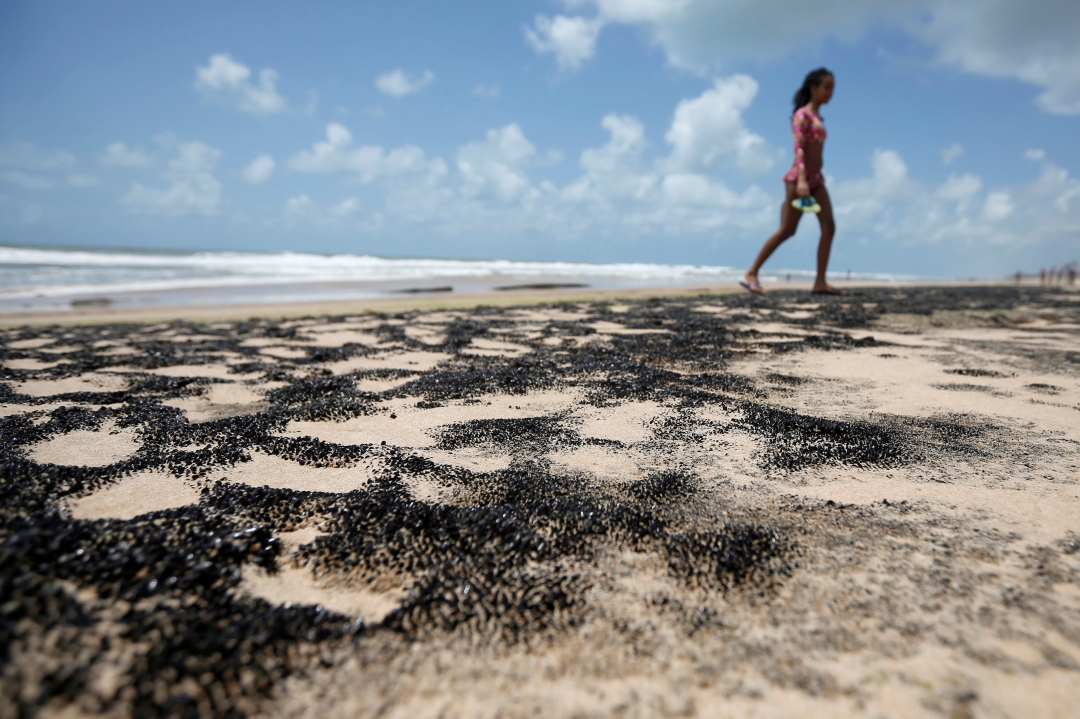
[2,283,1079,718]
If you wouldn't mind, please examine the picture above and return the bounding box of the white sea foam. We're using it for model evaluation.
[0,245,919,311]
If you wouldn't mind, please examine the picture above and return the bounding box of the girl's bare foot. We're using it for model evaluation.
[811,283,846,295]
[740,274,766,296]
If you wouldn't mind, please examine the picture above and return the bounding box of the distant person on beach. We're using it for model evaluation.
[743,68,844,296]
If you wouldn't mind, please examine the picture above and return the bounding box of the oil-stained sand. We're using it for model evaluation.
[2,285,1079,719]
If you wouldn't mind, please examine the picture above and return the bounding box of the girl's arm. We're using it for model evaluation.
[792,111,810,195]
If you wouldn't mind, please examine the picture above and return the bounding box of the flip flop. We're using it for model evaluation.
[740,280,766,296]
[811,286,847,296]
[792,197,822,213]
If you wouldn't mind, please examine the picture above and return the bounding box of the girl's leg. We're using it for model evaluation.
[745,182,802,290]
[810,185,843,294]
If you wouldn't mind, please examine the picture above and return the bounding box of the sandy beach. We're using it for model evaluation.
[2,282,1079,718]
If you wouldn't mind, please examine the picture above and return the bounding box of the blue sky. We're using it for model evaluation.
[1,0,1078,277]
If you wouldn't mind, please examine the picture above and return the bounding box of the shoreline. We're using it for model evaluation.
[0,278,1039,327]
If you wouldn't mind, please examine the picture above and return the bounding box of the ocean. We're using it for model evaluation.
[0,245,915,313]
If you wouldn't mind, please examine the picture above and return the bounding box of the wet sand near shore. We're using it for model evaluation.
[0,283,732,328]
[0,280,1001,328]
[2,285,1079,718]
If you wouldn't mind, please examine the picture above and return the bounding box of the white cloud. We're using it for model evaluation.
[243,154,275,184]
[1054,184,1080,213]
[333,197,361,217]
[102,142,153,168]
[0,141,75,170]
[828,146,1080,252]
[935,172,982,214]
[288,123,433,183]
[195,54,285,114]
[563,113,654,203]
[472,83,501,99]
[660,74,780,179]
[457,124,538,203]
[825,149,928,243]
[525,14,604,70]
[121,139,222,216]
[285,194,314,217]
[935,173,982,203]
[420,113,773,241]
[581,114,647,175]
[375,69,435,97]
[983,191,1015,221]
[554,0,891,72]
[0,172,51,190]
[660,172,762,212]
[0,142,92,190]
[940,143,964,165]
[870,149,911,189]
[1027,159,1080,214]
[417,112,774,239]
[912,1,1080,115]
[1024,148,1046,161]
[67,173,100,188]
[532,149,564,168]
[560,0,1080,114]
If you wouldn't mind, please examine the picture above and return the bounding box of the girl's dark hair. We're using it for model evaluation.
[793,68,833,116]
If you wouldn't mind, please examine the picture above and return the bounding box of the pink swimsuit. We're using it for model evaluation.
[783,106,826,189]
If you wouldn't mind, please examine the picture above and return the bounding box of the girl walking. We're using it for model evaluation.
[742,68,844,296]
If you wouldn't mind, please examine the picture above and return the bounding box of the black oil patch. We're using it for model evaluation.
[764,372,808,386]
[437,416,578,453]
[1026,383,1063,394]
[738,404,906,471]
[932,383,1012,397]
[945,368,1012,378]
